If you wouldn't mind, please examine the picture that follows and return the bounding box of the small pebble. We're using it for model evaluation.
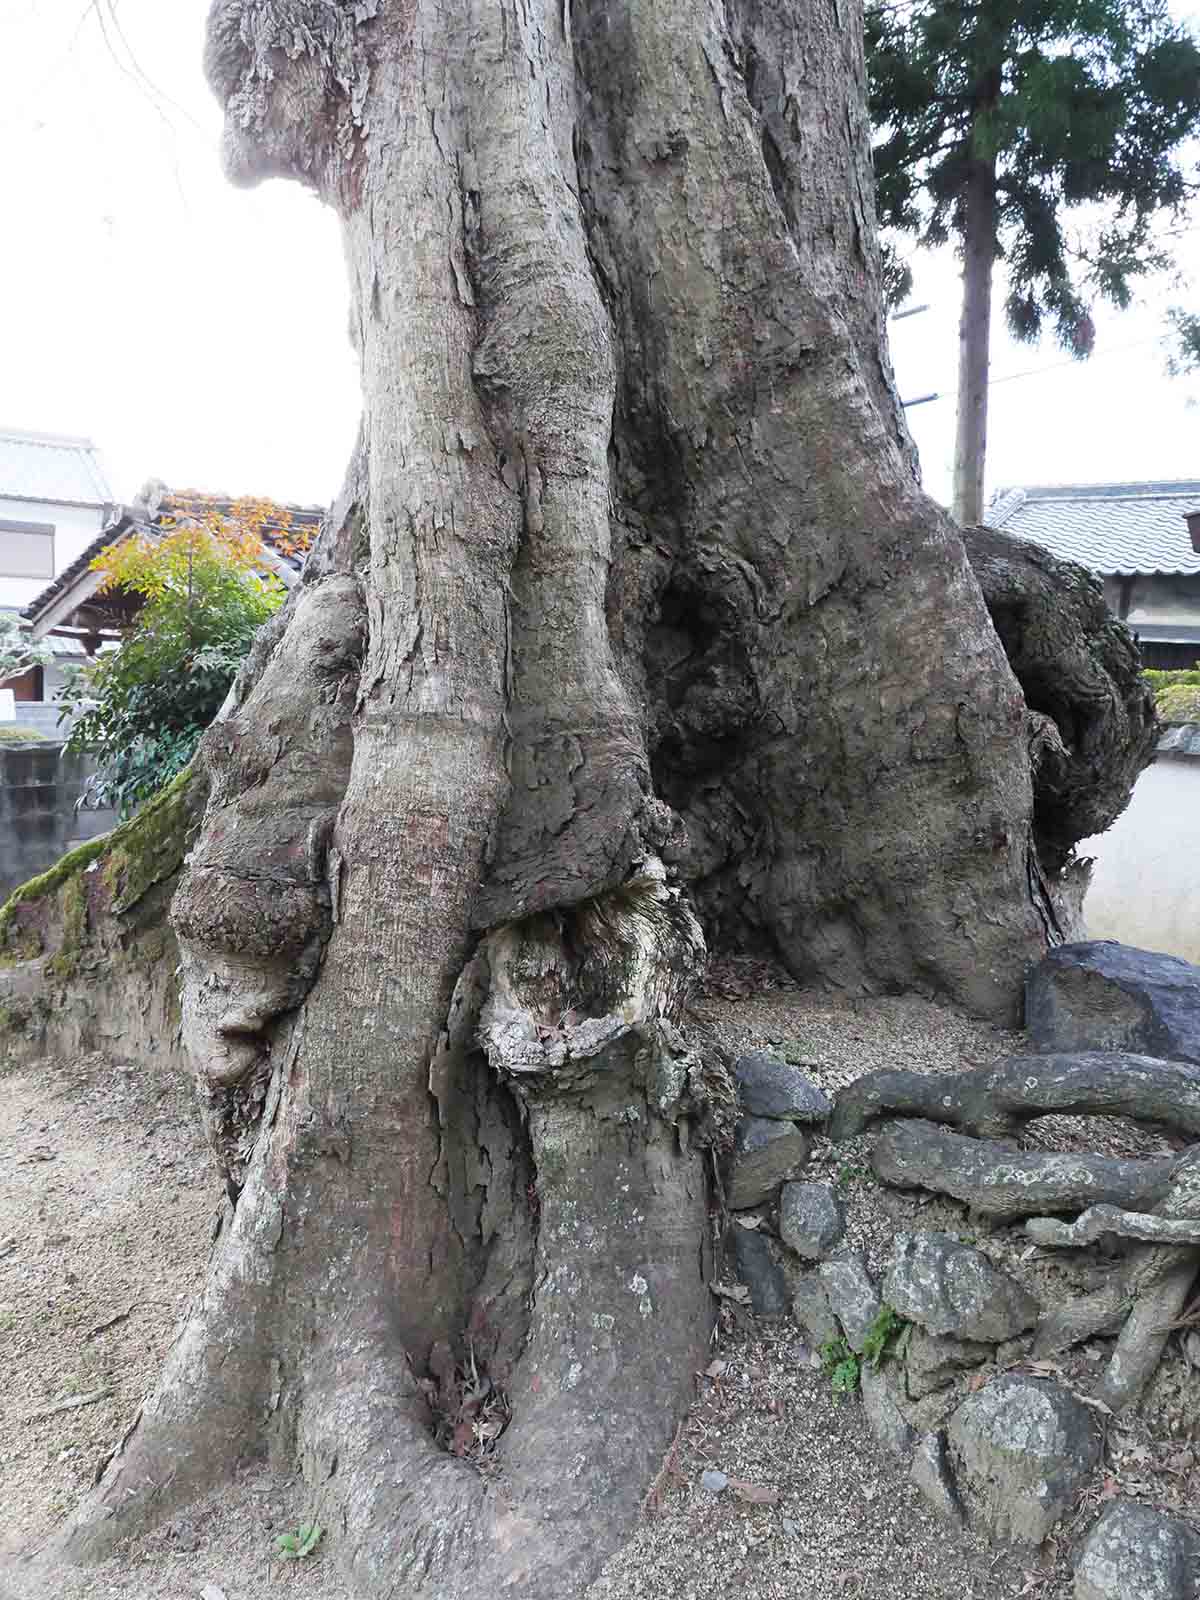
[700,1469,729,1495]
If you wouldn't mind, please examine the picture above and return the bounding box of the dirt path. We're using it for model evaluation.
[0,992,1139,1599]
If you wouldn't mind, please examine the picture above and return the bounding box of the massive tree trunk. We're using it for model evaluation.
[35,1,1092,1595]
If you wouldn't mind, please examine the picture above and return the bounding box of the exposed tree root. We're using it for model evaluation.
[851,1080,1200,1411]
[1026,1206,1200,1249]
[870,1117,1176,1221]
[831,1052,1200,1142]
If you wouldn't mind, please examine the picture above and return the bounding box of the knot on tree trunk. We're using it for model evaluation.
[963,524,1159,873]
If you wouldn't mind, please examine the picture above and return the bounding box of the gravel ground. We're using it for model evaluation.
[1,986,1196,1600]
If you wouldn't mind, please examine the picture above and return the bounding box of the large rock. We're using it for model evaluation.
[904,1327,992,1399]
[946,1376,1101,1545]
[792,1271,841,1347]
[1074,1499,1200,1600]
[884,1232,1039,1343]
[730,1225,789,1319]
[1027,942,1200,1067]
[861,1363,916,1462]
[910,1430,962,1525]
[726,1116,810,1210]
[818,1251,882,1354]
[733,1052,833,1123]
[779,1182,844,1261]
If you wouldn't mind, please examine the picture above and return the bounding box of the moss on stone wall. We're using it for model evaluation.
[102,766,207,915]
[0,764,207,960]
[0,837,107,950]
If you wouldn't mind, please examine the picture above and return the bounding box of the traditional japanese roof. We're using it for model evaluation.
[987,480,1200,577]
[0,607,92,658]
[0,428,114,510]
[21,483,323,643]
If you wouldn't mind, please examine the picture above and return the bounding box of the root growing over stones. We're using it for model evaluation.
[838,1062,1200,1412]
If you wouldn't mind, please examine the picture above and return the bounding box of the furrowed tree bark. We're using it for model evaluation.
[952,139,998,527]
[29,0,1137,1594]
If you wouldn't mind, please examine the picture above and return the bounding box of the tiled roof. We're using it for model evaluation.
[987,480,1200,576]
[0,428,114,509]
[21,488,323,628]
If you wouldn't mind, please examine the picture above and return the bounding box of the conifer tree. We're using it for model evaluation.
[867,0,1200,523]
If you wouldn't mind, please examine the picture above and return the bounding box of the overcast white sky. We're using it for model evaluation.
[0,0,1196,511]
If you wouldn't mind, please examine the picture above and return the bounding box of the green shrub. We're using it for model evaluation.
[60,510,289,818]
[1144,664,1200,725]
[0,726,47,743]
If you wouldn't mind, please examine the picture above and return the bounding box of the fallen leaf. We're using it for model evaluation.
[728,1479,779,1506]
[966,1372,989,1392]
[704,1360,728,1379]
[710,1281,751,1306]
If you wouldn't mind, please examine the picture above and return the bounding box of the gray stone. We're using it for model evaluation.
[1027,942,1200,1067]
[1074,1499,1200,1600]
[818,1251,882,1353]
[861,1363,916,1462]
[779,1182,844,1261]
[700,1469,728,1495]
[730,1225,789,1319]
[733,1052,832,1124]
[726,1116,810,1210]
[946,1376,1101,1545]
[884,1231,1039,1343]
[910,1430,962,1524]
[791,1272,841,1347]
[904,1327,992,1399]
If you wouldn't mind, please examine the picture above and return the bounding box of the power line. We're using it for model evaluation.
[907,331,1171,405]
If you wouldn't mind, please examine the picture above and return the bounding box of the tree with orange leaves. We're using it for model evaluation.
[61,499,296,817]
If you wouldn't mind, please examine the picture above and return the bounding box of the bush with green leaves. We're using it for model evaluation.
[61,509,288,818]
[1144,664,1200,725]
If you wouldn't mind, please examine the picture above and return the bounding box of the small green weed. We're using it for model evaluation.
[835,1159,873,1193]
[275,1522,324,1561]
[861,1303,907,1369]
[819,1337,861,1399]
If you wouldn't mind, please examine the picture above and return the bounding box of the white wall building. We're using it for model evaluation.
[0,428,115,709]
[1081,726,1200,966]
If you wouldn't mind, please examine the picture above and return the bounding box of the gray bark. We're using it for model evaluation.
[29,0,1148,1593]
[871,1117,1179,1221]
[831,1051,1200,1142]
[963,527,1159,872]
[952,145,997,527]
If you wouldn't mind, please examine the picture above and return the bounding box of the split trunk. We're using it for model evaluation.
[31,1,1144,1595]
